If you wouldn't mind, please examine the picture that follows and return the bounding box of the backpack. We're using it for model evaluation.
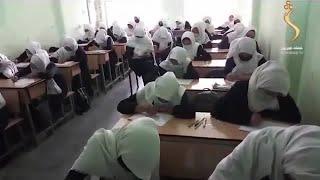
[193,89,221,112]
[74,88,91,115]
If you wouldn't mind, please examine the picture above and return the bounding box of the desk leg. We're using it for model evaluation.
[129,71,133,96]
[99,64,107,93]
[25,104,39,145]
[107,61,113,83]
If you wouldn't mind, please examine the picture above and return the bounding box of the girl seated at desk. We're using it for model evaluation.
[30,50,67,119]
[16,41,42,63]
[117,72,195,119]
[217,15,235,32]
[125,21,135,37]
[181,32,211,61]
[174,20,184,30]
[203,16,215,40]
[107,22,128,43]
[218,19,245,49]
[50,37,93,96]
[0,53,26,81]
[125,27,159,85]
[209,125,320,180]
[65,117,160,180]
[224,37,266,81]
[152,26,173,62]
[211,60,301,126]
[77,24,95,44]
[242,26,261,53]
[0,93,9,154]
[159,47,199,79]
[192,22,212,48]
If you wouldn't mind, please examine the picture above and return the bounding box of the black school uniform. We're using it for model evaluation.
[224,57,267,76]
[193,45,212,61]
[107,27,128,43]
[211,81,301,125]
[16,51,30,63]
[153,41,172,62]
[0,105,9,154]
[117,92,195,119]
[158,63,199,79]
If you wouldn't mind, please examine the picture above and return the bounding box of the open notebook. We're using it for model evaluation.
[129,113,173,126]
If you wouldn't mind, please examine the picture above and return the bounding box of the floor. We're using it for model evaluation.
[0,74,141,180]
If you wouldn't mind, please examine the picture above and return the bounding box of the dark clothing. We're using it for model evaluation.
[107,27,128,43]
[77,39,90,44]
[16,50,29,63]
[211,81,301,125]
[85,38,113,51]
[224,57,267,76]
[205,29,214,40]
[125,47,159,85]
[194,45,211,61]
[65,170,88,180]
[203,41,213,49]
[218,36,230,49]
[184,21,192,31]
[117,92,195,119]
[256,41,261,54]
[0,106,9,153]
[153,41,172,62]
[158,63,199,79]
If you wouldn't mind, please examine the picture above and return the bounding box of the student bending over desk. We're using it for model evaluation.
[77,24,95,44]
[217,14,235,33]
[218,19,245,49]
[242,26,261,53]
[203,16,215,40]
[65,117,160,180]
[152,26,173,62]
[31,50,67,119]
[181,32,211,61]
[16,41,42,63]
[117,72,195,119]
[192,22,212,48]
[50,37,93,96]
[0,92,9,154]
[209,125,320,180]
[125,21,135,37]
[0,53,28,81]
[224,37,266,81]
[211,61,301,126]
[107,22,128,43]
[159,47,199,79]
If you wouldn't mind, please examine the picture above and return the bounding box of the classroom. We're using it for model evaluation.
[0,0,320,179]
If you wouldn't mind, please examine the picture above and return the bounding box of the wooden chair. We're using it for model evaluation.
[87,54,101,95]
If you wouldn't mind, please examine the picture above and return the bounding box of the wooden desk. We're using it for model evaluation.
[180,78,233,92]
[85,50,111,92]
[114,114,248,179]
[211,39,222,48]
[56,61,81,91]
[113,43,126,59]
[78,43,89,48]
[205,48,228,59]
[192,60,226,78]
[0,78,47,144]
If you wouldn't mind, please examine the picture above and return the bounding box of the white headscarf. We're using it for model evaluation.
[98,22,107,30]
[248,60,290,112]
[0,53,18,79]
[227,23,246,43]
[125,21,135,37]
[51,37,78,63]
[26,41,42,58]
[30,50,62,95]
[192,22,210,45]
[160,47,190,78]
[242,26,256,38]
[127,27,154,57]
[95,29,113,48]
[209,125,320,180]
[112,22,127,40]
[134,16,145,29]
[71,117,160,180]
[0,92,5,109]
[152,27,173,51]
[83,24,95,41]
[228,37,264,75]
[181,31,201,60]
[136,72,186,107]
[203,16,215,34]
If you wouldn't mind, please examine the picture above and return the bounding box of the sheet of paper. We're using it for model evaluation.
[14,78,36,87]
[239,121,291,132]
[212,82,231,91]
[177,79,193,86]
[129,113,173,126]
[16,62,30,68]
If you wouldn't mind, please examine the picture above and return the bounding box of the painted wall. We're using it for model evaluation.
[0,0,89,58]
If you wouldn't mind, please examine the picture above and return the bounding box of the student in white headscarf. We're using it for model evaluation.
[107,22,128,43]
[203,16,215,39]
[224,37,266,81]
[159,47,198,79]
[0,53,19,81]
[209,125,320,180]
[181,31,211,61]
[242,26,262,53]
[211,60,301,125]
[50,37,93,96]
[65,117,160,180]
[218,20,245,49]
[217,14,235,31]
[125,21,135,37]
[174,19,185,30]
[192,22,212,48]
[16,41,42,63]
[152,26,173,61]
[134,16,145,29]
[118,72,195,118]
[0,92,9,154]
[150,19,169,35]
[125,27,158,85]
[30,50,67,119]
[78,24,95,44]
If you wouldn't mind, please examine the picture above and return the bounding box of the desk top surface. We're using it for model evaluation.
[55,61,79,68]
[181,78,233,91]
[0,78,45,89]
[85,50,110,55]
[192,59,226,68]
[113,43,127,46]
[78,43,89,47]
[211,39,222,44]
[205,48,229,53]
[114,114,248,141]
